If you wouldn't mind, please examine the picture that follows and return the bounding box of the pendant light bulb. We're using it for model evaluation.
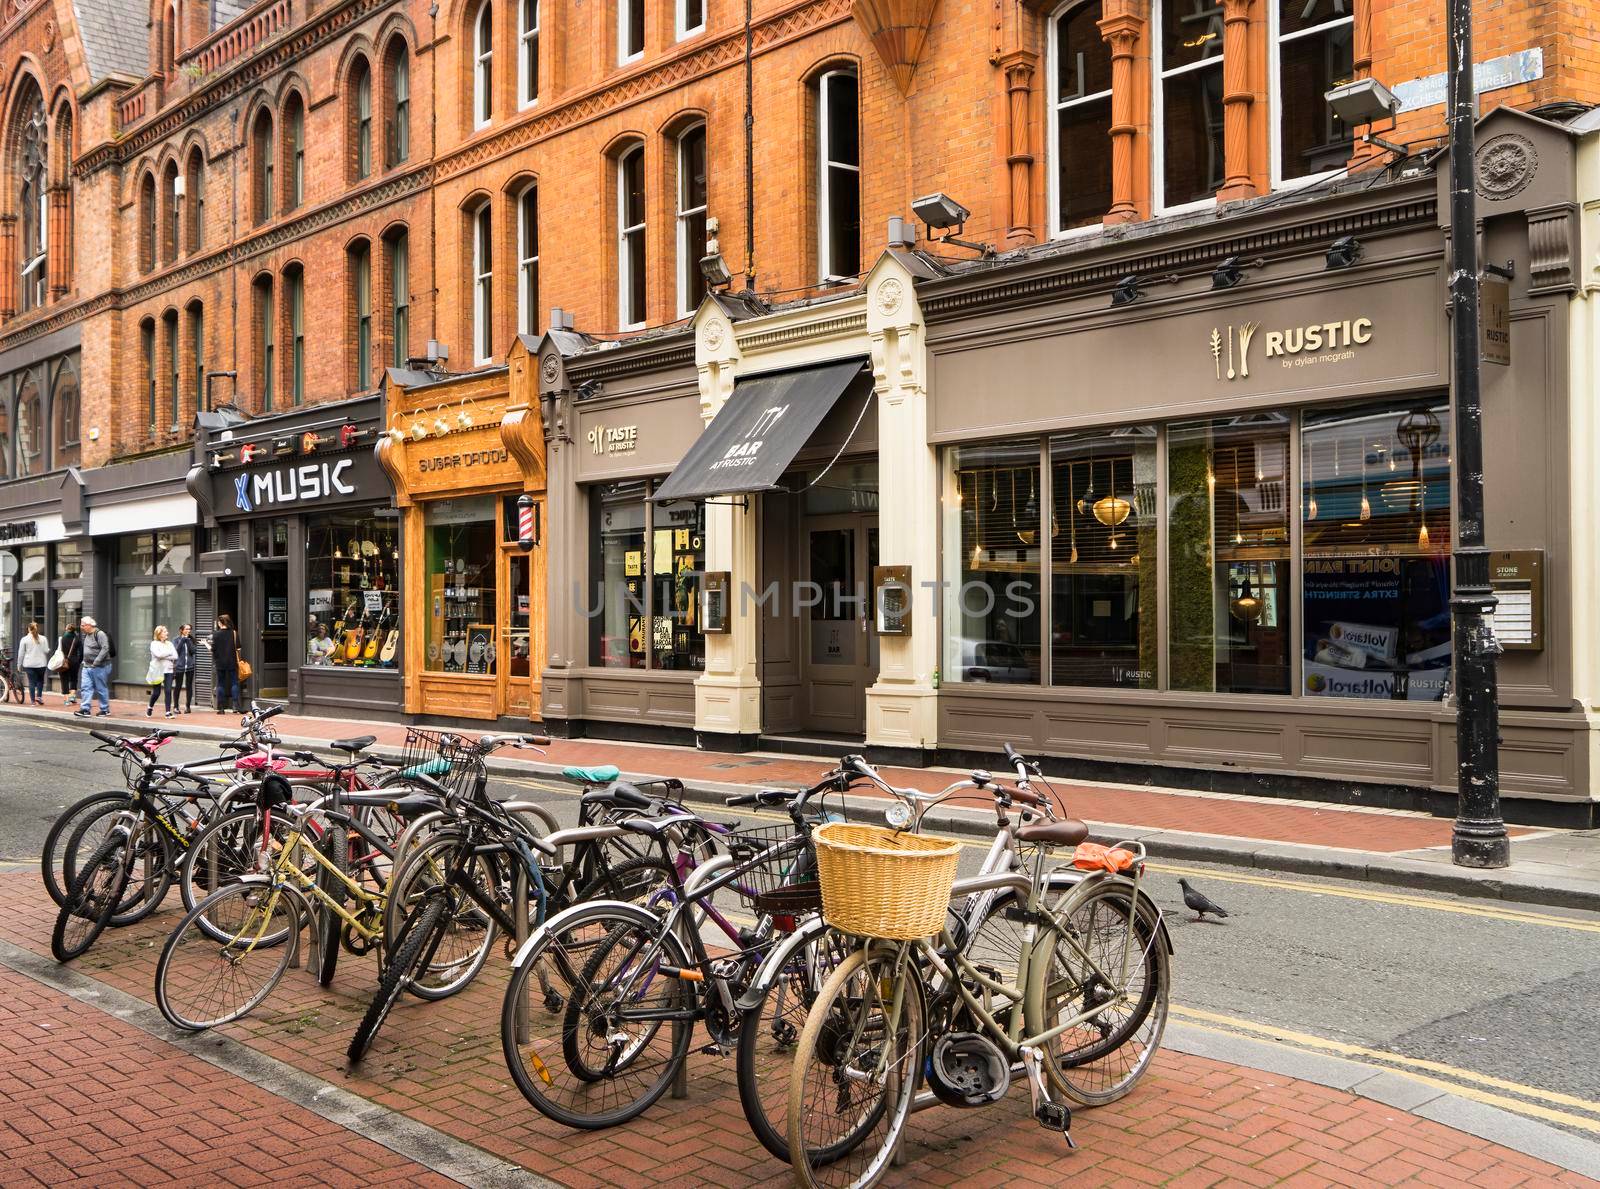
[1308,495,1319,520]
[1359,494,1372,522]
[1418,522,1430,549]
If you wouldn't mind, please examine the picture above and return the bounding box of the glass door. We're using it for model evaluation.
[258,564,289,697]
[800,512,879,735]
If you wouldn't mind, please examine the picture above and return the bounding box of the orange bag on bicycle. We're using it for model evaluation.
[1072,842,1136,873]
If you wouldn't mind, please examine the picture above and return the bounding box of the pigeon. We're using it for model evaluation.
[1178,878,1229,922]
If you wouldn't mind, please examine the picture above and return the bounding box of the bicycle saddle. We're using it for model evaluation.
[581,781,654,811]
[564,764,622,785]
[1014,818,1090,848]
[329,735,377,754]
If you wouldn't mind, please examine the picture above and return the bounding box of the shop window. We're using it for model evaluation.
[1049,0,1113,234]
[425,497,499,674]
[113,530,193,684]
[386,39,411,166]
[54,540,83,640]
[251,107,274,224]
[52,358,80,469]
[305,508,401,668]
[472,203,494,363]
[816,69,860,281]
[352,59,373,181]
[677,0,702,39]
[14,368,41,476]
[18,86,46,311]
[1274,0,1353,184]
[388,229,410,367]
[1301,399,1452,702]
[517,186,539,336]
[619,0,644,62]
[1167,417,1291,694]
[284,91,306,209]
[251,518,291,559]
[473,0,494,129]
[1051,428,1157,688]
[676,124,707,316]
[616,145,646,328]
[1154,0,1224,211]
[941,441,1043,685]
[502,495,536,675]
[186,147,205,253]
[19,545,45,582]
[519,0,539,105]
[590,481,706,670]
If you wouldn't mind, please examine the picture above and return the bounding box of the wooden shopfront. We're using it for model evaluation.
[378,357,547,722]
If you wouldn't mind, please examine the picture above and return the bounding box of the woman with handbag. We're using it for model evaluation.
[15,621,50,706]
[171,624,197,714]
[57,623,81,703]
[209,613,241,714]
[146,625,179,718]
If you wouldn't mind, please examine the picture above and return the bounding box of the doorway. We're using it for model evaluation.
[800,512,879,735]
[257,564,289,697]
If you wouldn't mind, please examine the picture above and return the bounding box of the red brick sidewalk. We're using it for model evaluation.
[0,964,454,1188]
[0,872,1582,1187]
[8,696,1525,854]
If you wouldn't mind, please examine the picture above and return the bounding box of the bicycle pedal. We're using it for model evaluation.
[1035,1101,1073,1143]
[697,1042,730,1057]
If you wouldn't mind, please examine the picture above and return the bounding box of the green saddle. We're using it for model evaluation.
[401,757,451,779]
[564,764,621,785]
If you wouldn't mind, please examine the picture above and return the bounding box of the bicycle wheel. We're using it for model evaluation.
[787,942,924,1189]
[383,832,498,1002]
[500,904,695,1130]
[106,816,177,926]
[179,807,303,937]
[155,881,301,1031]
[574,854,677,905]
[1030,880,1169,1107]
[315,826,349,988]
[348,894,450,1063]
[736,925,853,1162]
[50,833,132,963]
[41,792,127,907]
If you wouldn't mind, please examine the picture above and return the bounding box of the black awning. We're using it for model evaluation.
[651,358,866,503]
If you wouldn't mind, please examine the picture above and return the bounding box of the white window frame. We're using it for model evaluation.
[356,65,373,180]
[473,204,494,364]
[618,0,643,64]
[816,69,860,283]
[474,0,494,130]
[518,0,539,107]
[617,145,646,329]
[1268,0,1355,191]
[676,0,704,41]
[392,50,411,163]
[1151,0,1224,217]
[517,187,539,335]
[675,124,707,317]
[1046,0,1112,240]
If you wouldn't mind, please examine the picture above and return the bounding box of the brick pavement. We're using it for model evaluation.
[0,964,456,1188]
[6,697,1524,855]
[0,871,1584,1187]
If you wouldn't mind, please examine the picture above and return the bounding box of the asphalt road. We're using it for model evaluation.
[4,713,1599,1138]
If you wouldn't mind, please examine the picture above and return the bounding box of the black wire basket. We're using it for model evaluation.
[393,728,479,796]
[725,824,822,915]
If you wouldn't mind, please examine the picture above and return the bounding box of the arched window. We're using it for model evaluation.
[162,160,180,263]
[283,264,305,404]
[18,87,47,311]
[815,68,860,281]
[185,147,205,253]
[140,317,157,428]
[616,144,646,328]
[351,59,373,181]
[470,201,493,362]
[187,301,205,416]
[15,367,41,475]
[473,1,494,129]
[349,239,372,389]
[282,91,305,209]
[1153,0,1224,211]
[519,0,539,106]
[139,171,157,271]
[163,308,180,426]
[1273,0,1354,184]
[253,276,275,410]
[251,107,274,223]
[162,2,178,75]
[675,124,706,316]
[385,40,411,165]
[517,185,539,335]
[51,358,79,469]
[386,228,410,367]
[1048,0,1112,234]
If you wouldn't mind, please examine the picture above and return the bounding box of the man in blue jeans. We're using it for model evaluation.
[74,616,112,717]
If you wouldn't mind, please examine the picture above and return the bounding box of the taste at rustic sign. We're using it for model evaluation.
[587,425,639,455]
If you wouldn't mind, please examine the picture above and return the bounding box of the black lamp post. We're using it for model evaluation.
[1445,0,1510,867]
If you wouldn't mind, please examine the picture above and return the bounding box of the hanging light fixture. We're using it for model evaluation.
[1016,469,1038,545]
[1092,458,1132,527]
[1067,461,1078,565]
[1306,440,1319,520]
[1230,572,1264,622]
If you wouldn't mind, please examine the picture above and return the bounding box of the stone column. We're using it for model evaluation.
[692,308,762,746]
[1099,11,1144,225]
[48,185,70,299]
[1218,0,1257,202]
[863,254,938,757]
[1000,52,1037,244]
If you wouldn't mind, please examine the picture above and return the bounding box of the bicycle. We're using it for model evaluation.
[0,646,21,704]
[785,747,1171,1187]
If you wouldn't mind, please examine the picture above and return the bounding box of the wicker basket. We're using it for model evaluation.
[812,822,962,941]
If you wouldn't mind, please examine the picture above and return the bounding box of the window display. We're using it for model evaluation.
[425,497,498,675]
[1301,399,1452,701]
[113,531,193,684]
[306,507,401,668]
[590,480,706,670]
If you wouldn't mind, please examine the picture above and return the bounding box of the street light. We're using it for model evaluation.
[1445,0,1510,868]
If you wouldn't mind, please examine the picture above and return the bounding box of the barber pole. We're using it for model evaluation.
[517,494,535,551]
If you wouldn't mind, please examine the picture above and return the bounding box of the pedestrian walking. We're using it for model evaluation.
[74,616,113,718]
[57,622,81,704]
[172,624,197,714]
[209,613,241,714]
[145,626,179,718]
[14,621,50,706]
